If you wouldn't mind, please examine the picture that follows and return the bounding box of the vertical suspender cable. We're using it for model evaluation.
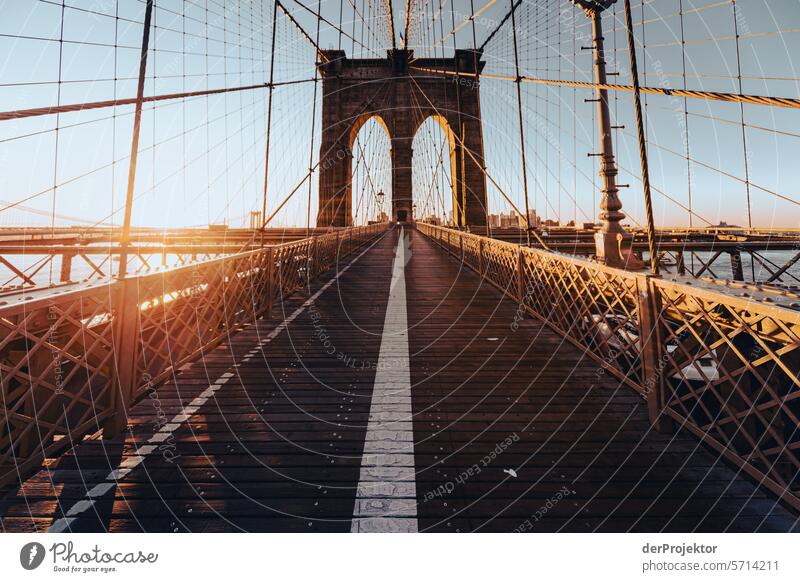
[338,0,344,49]
[572,5,577,228]
[469,0,478,50]
[119,0,154,279]
[678,0,693,230]
[732,0,753,231]
[622,0,657,275]
[449,0,466,228]
[50,0,66,284]
[307,0,323,235]
[510,1,532,247]
[387,0,396,49]
[261,1,279,241]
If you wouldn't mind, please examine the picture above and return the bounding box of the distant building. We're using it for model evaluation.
[499,211,517,228]
[424,214,442,225]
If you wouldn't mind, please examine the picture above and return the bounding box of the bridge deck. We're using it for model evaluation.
[1,228,797,532]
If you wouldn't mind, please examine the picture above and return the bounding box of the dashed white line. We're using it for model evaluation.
[351,227,418,533]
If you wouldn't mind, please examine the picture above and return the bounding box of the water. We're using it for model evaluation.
[655,250,800,284]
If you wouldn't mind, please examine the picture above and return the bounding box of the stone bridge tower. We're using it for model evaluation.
[316,49,487,229]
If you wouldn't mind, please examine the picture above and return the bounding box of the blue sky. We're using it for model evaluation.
[0,0,798,229]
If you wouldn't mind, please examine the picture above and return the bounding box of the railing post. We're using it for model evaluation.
[459,233,464,264]
[517,249,525,305]
[637,274,670,433]
[478,239,485,277]
[314,236,321,277]
[308,237,317,284]
[265,247,274,320]
[104,277,141,438]
[59,252,73,283]
[675,251,686,276]
[730,250,745,281]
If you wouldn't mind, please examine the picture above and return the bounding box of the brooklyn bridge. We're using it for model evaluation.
[0,0,799,533]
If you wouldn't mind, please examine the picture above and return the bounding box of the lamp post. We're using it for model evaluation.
[570,0,643,269]
[377,190,385,222]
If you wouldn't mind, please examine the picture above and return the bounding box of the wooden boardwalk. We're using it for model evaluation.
[1,227,798,532]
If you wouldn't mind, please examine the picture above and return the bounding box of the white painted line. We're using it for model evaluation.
[351,228,418,533]
[48,232,388,533]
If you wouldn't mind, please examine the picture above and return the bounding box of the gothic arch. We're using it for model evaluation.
[412,114,461,224]
[348,114,392,224]
[316,49,487,228]
[349,112,392,146]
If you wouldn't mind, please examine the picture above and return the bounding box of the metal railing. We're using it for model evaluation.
[419,222,800,511]
[483,228,800,286]
[0,227,362,292]
[0,223,387,487]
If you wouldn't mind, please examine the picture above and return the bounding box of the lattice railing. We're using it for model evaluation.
[651,278,800,503]
[0,224,387,487]
[418,222,800,511]
[0,285,119,483]
[0,245,236,292]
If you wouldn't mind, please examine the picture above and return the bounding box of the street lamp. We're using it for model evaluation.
[376,191,385,222]
[568,0,643,269]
